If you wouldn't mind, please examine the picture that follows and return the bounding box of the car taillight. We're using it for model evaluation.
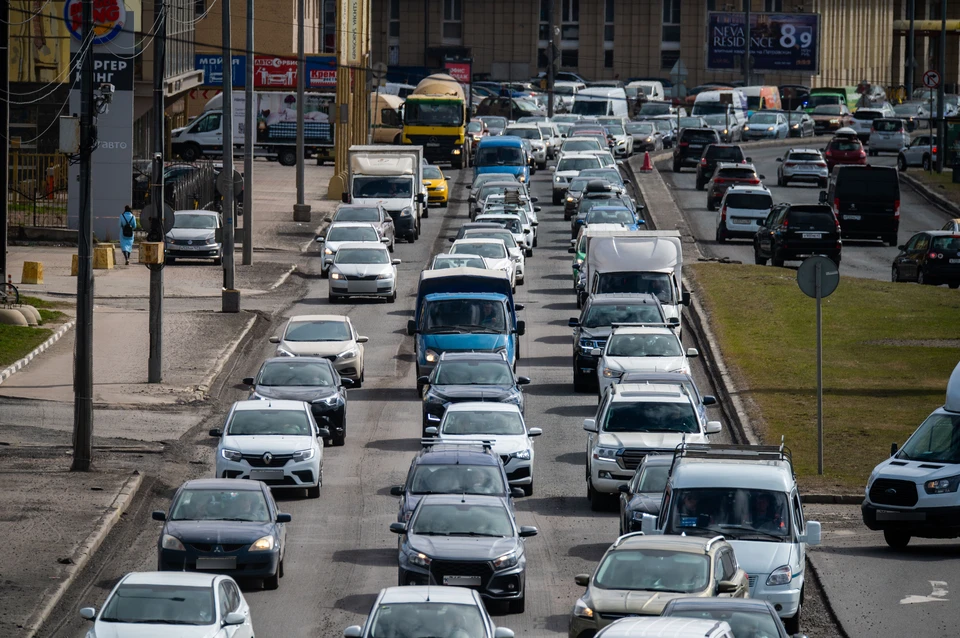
[859,151,866,158]
[933,146,938,154]
[834,214,842,232]
[780,218,789,229]
[825,149,833,156]
[720,205,727,222]
[785,162,797,168]
[713,178,725,184]
[930,252,941,259]
[679,141,689,147]
[748,179,760,185]
[894,199,900,219]
[834,198,840,210]
[700,158,707,165]
[870,127,875,133]
[817,162,827,168]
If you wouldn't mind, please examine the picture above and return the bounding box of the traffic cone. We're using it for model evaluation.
[640,151,654,173]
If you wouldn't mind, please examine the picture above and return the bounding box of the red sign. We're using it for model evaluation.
[443,62,471,85]
[254,56,337,89]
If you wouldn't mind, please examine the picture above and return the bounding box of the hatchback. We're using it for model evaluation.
[327,243,401,303]
[706,163,764,211]
[672,128,720,172]
[754,203,841,267]
[823,131,866,171]
[868,118,910,155]
[695,144,747,190]
[715,185,774,242]
[776,148,829,187]
[892,231,960,288]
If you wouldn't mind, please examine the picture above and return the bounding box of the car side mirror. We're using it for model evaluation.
[582,418,598,433]
[324,258,334,266]
[686,347,699,358]
[746,157,753,162]
[702,395,717,406]
[417,193,426,204]
[530,197,539,202]
[209,428,222,437]
[417,376,430,386]
[897,245,906,251]
[340,378,354,387]
[681,292,691,306]
[528,427,542,437]
[517,376,531,385]
[151,510,166,521]
[390,485,405,496]
[493,629,515,638]
[223,611,246,626]
[800,521,822,546]
[623,179,632,185]
[448,237,456,243]
[515,303,525,310]
[758,174,766,180]
[775,157,782,162]
[534,206,542,212]
[568,318,579,327]
[424,426,438,436]
[705,421,722,434]
[469,195,476,203]
[392,259,402,265]
[574,574,590,587]
[717,580,739,594]
[407,320,417,336]
[589,348,602,357]
[668,317,680,327]
[80,607,97,621]
[381,237,391,243]
[444,176,451,180]
[341,192,349,203]
[511,487,526,498]
[269,336,280,344]
[357,336,369,344]
[389,522,407,534]
[891,442,899,456]
[641,512,661,534]
[242,377,255,386]
[516,320,526,336]
[276,513,292,523]
[344,627,363,638]
[519,526,539,538]
[618,483,630,493]
[572,262,580,268]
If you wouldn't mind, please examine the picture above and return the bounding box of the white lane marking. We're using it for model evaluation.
[900,580,949,604]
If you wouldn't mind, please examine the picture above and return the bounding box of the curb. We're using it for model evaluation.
[24,471,144,638]
[269,264,298,291]
[195,313,258,396]
[898,170,960,217]
[0,319,76,386]
[301,215,332,252]
[803,494,863,505]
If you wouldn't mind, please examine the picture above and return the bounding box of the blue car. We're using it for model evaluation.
[474,136,530,184]
[742,111,789,140]
[583,205,645,231]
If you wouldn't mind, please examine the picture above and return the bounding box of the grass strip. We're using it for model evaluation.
[0,324,54,368]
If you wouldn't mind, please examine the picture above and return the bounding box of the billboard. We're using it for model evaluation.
[195,55,337,89]
[195,55,247,87]
[706,12,820,73]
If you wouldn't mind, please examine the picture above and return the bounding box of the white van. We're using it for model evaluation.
[627,81,665,103]
[691,89,748,120]
[572,87,629,118]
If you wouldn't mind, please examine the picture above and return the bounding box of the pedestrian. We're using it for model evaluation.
[119,205,137,265]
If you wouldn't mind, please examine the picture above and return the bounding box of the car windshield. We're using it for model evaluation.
[637,465,670,493]
[258,361,335,387]
[640,102,672,115]
[853,110,883,121]
[813,105,844,115]
[596,272,673,304]
[586,209,634,225]
[403,100,464,126]
[466,121,484,133]
[353,176,413,198]
[607,333,682,357]
[504,128,541,140]
[482,117,507,129]
[558,157,602,171]
[716,168,758,180]
[593,153,616,167]
[434,255,486,269]
[583,304,661,328]
[466,231,518,248]
[893,104,919,115]
[335,248,389,264]
[368,603,486,638]
[284,320,350,342]
[580,169,624,185]
[478,184,517,201]
[474,218,523,235]
[563,140,603,152]
[170,488,270,522]
[725,193,773,210]
[442,410,525,436]
[334,207,379,222]
[594,549,710,593]
[898,412,960,463]
[476,146,524,166]
[326,226,379,242]
[702,115,731,126]
[691,103,732,116]
[453,242,506,259]
[173,213,217,229]
[749,113,779,124]
[807,94,843,107]
[226,409,312,436]
[605,125,625,136]
[669,609,784,636]
[410,465,504,496]
[834,169,899,199]
[626,123,656,134]
[572,100,608,116]
[423,166,443,179]
[433,360,513,385]
[424,300,507,333]
[99,584,215,625]
[671,488,792,540]
[603,401,699,434]
[412,503,514,537]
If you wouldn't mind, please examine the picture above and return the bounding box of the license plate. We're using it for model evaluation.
[250,469,284,481]
[349,281,378,293]
[443,575,482,586]
[196,557,237,570]
[730,217,752,224]
[950,259,960,264]
[689,144,702,149]
[426,142,440,147]
[799,165,814,171]
[843,214,862,221]
[802,233,822,239]
[876,510,926,521]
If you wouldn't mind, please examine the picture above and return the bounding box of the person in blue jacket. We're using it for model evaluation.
[119,205,137,265]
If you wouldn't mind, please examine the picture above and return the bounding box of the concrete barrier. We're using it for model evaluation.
[21,261,44,285]
[93,245,115,269]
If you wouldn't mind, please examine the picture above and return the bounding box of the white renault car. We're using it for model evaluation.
[451,238,517,289]
[326,242,401,304]
[426,402,541,496]
[212,399,327,499]
[594,325,698,397]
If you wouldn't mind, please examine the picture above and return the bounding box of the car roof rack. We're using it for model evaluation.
[666,436,793,479]
[612,531,646,547]
[420,438,494,451]
[704,535,726,552]
[611,382,691,399]
[610,322,679,330]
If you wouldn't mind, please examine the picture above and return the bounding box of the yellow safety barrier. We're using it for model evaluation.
[21,261,44,285]
[93,246,115,270]
[139,242,164,264]
[71,254,79,276]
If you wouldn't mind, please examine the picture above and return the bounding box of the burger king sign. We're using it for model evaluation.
[64,0,127,45]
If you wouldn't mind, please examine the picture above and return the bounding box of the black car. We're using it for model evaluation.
[242,357,351,446]
[695,144,748,190]
[618,454,672,535]
[568,293,670,392]
[754,203,842,267]
[152,478,291,589]
[563,178,592,221]
[419,352,530,434]
[389,494,538,613]
[661,598,798,638]
[672,127,720,172]
[389,441,524,522]
[821,165,900,246]
[892,231,960,288]
[787,111,816,138]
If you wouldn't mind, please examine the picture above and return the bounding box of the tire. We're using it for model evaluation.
[522,483,533,497]
[332,433,345,446]
[695,179,704,191]
[453,156,463,170]
[388,241,395,253]
[707,199,716,212]
[672,159,681,173]
[213,252,223,266]
[564,211,571,221]
[715,225,727,243]
[166,256,176,264]
[517,276,524,287]
[897,155,907,172]
[422,208,429,219]
[922,155,932,171]
[573,367,591,393]
[892,265,900,282]
[263,569,280,590]
[533,235,538,248]
[884,530,911,549]
[553,193,562,205]
[525,248,533,258]
[884,233,898,247]
[783,603,801,634]
[588,480,604,512]
[508,596,526,614]
[948,282,960,289]
[328,292,338,304]
[354,371,363,389]
[440,201,448,208]
[306,483,320,499]
[179,143,201,162]
[753,246,767,265]
[777,174,784,187]
[389,289,397,303]
[771,250,785,268]
[321,267,329,279]
[278,149,297,166]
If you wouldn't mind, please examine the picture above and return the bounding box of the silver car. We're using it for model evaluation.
[897,134,938,172]
[775,148,829,187]
[316,222,388,276]
[850,105,895,142]
[715,185,774,243]
[868,118,911,156]
[326,243,400,304]
[462,227,527,283]
[330,204,396,251]
[270,314,367,385]
[164,210,222,265]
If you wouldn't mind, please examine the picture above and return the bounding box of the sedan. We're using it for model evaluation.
[742,112,789,140]
[327,243,401,303]
[330,204,395,251]
[595,327,698,397]
[80,571,254,637]
[419,351,529,424]
[316,222,388,276]
[243,356,351,445]
[153,479,291,589]
[269,314,367,386]
[624,121,663,152]
[618,454,672,535]
[451,239,516,288]
[164,210,222,265]
[786,111,816,138]
[661,598,795,638]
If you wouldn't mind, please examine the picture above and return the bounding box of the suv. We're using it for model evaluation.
[673,128,721,172]
[862,362,960,549]
[568,293,669,392]
[583,383,722,509]
[775,148,829,188]
[821,165,900,245]
[706,163,763,211]
[823,131,867,171]
[569,534,747,638]
[639,443,823,634]
[897,135,937,172]
[892,231,960,288]
[850,106,895,141]
[695,144,747,190]
[753,203,842,268]
[715,185,774,243]
[389,441,523,522]
[868,118,910,155]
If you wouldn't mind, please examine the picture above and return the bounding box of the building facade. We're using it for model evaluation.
[890,0,960,95]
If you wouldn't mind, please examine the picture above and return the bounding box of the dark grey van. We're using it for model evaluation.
[820,165,900,246]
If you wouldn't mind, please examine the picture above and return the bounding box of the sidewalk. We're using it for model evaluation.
[0,160,337,636]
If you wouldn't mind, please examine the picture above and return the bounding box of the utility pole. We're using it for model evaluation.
[424,0,430,68]
[72,0,95,471]
[148,0,166,384]
[221,0,238,312]
[743,0,752,87]
[936,0,946,173]
[906,0,916,96]
[242,0,254,266]
[296,0,306,209]
[546,0,555,117]
[0,1,9,290]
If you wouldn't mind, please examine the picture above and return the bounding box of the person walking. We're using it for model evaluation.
[119,205,137,265]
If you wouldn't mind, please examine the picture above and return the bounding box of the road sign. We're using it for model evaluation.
[922,70,941,90]
[797,256,839,299]
[217,169,244,198]
[371,61,388,82]
[140,203,175,236]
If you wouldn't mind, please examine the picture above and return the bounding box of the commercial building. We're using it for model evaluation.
[891,0,960,95]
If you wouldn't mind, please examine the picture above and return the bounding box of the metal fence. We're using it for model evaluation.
[6,152,70,228]
[133,160,220,212]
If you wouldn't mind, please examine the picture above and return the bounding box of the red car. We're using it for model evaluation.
[823,131,867,172]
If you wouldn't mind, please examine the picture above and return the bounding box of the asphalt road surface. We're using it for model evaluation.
[662,147,955,281]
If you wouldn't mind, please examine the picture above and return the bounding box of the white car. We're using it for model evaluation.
[326,242,401,304]
[213,399,327,498]
[559,136,605,159]
[463,225,528,282]
[482,199,539,247]
[316,222,388,276]
[427,402,542,495]
[715,185,774,243]
[897,134,938,172]
[81,571,254,637]
[504,124,547,169]
[775,148,829,188]
[472,213,532,254]
[603,123,634,158]
[850,105,896,141]
[552,152,604,204]
[538,122,562,159]
[594,326,698,397]
[867,117,911,155]
[451,238,516,289]
[585,149,617,168]
[269,314,367,385]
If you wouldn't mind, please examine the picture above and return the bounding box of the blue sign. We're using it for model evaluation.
[195,55,247,87]
[706,12,820,73]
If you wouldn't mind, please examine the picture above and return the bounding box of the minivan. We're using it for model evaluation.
[868,118,910,156]
[473,136,531,184]
[821,165,900,246]
[741,85,782,116]
[572,87,629,118]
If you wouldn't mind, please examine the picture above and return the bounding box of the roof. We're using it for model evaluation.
[121,571,221,587]
[378,585,480,605]
[417,493,510,508]
[181,478,264,491]
[477,136,524,147]
[613,533,717,553]
[504,123,540,130]
[619,371,696,385]
[589,293,661,305]
[787,148,823,155]
[437,351,511,362]
[231,399,307,412]
[445,401,522,414]
[663,597,778,613]
[174,209,218,216]
[598,617,731,638]
[609,383,691,404]
[453,238,508,245]
[288,314,349,323]
[672,459,794,492]
[418,446,500,466]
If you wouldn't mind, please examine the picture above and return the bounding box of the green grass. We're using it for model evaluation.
[20,296,68,325]
[690,262,960,493]
[0,324,53,368]
[907,167,960,201]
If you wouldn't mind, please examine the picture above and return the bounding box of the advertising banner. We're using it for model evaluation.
[195,54,246,87]
[706,12,820,73]
[443,60,472,105]
[231,93,334,144]
[253,55,337,89]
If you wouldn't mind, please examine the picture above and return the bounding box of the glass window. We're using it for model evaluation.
[171,488,271,522]
[194,0,205,16]
[334,206,380,222]
[604,0,615,47]
[596,272,673,304]
[660,50,680,71]
[443,0,463,42]
[258,360,336,387]
[582,304,662,328]
[441,410,525,435]
[284,319,351,342]
[765,0,784,11]
[432,360,514,384]
[226,409,312,436]
[562,0,579,43]
[412,503,514,537]
[335,248,390,264]
[100,584,215,625]
[602,401,699,434]
[193,113,221,133]
[452,242,507,259]
[899,412,960,464]
[637,465,670,493]
[604,50,614,69]
[424,300,509,334]
[173,213,217,229]
[325,226,380,242]
[594,549,710,593]
[368,603,486,638]
[670,488,792,539]
[606,333,682,357]
[409,465,505,495]
[670,609,783,636]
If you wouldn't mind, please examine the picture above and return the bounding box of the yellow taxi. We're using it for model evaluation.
[422,164,449,208]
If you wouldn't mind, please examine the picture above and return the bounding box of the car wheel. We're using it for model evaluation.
[389,289,397,303]
[321,267,329,279]
[179,143,201,162]
[263,569,280,590]
[517,276,524,287]
[884,530,911,549]
[892,265,900,282]
[948,282,960,289]
[754,247,767,266]
[672,159,681,173]
[573,367,591,393]
[441,201,448,208]
[533,235,538,248]
[522,483,533,497]
[388,240,395,253]
[897,155,907,172]
[328,292,338,304]
[771,250,785,268]
[213,251,223,266]
[508,596,526,614]
[422,207,429,219]
[588,480,605,512]
[831,253,841,267]
[707,199,716,212]
[306,483,320,499]
[783,602,801,634]
[166,256,176,264]
[922,155,932,171]
[715,225,727,244]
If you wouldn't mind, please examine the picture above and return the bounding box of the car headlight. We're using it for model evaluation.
[399,207,413,218]
[336,348,358,360]
[377,271,394,280]
[925,474,960,494]
[829,118,840,124]
[408,550,431,567]
[220,448,242,461]
[631,511,645,521]
[205,236,216,245]
[493,551,519,570]
[276,345,296,357]
[324,247,334,255]
[424,349,440,363]
[250,535,275,551]
[766,126,774,131]
[566,195,574,203]
[574,598,594,619]
[593,446,619,461]
[554,175,564,182]
[744,125,750,131]
[722,129,728,135]
[161,534,185,551]
[329,271,344,280]
[766,564,793,586]
[311,395,340,406]
[292,448,316,462]
[510,448,532,460]
[518,175,526,183]
[601,367,622,378]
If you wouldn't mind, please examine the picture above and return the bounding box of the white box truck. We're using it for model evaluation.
[343,145,427,242]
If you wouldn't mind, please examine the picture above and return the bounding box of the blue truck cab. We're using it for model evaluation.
[406,268,525,386]
[473,136,531,184]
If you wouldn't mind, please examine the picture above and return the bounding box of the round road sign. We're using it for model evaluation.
[922,70,941,90]
[797,256,840,299]
[139,202,175,236]
[371,62,388,82]
[216,169,244,198]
